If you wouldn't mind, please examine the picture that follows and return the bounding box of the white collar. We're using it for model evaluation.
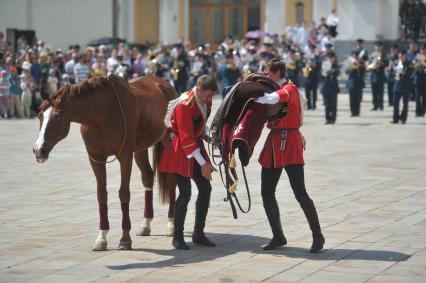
[193,87,207,119]
[276,78,287,87]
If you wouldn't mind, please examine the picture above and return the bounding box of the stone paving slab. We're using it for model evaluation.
[1,92,426,282]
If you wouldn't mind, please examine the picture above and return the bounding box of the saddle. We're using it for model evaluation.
[211,73,287,167]
[210,74,288,218]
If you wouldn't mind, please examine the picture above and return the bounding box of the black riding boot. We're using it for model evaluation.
[262,197,287,250]
[172,197,190,250]
[192,195,215,247]
[298,196,325,253]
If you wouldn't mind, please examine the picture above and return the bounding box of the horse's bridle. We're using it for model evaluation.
[40,79,127,164]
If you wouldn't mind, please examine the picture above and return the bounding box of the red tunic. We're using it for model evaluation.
[258,82,305,168]
[158,90,211,178]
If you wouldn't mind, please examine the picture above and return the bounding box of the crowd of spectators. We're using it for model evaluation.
[1,8,424,124]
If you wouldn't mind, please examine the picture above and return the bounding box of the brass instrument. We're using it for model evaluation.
[367,56,382,71]
[351,58,360,70]
[171,61,180,81]
[413,54,426,73]
[303,58,314,78]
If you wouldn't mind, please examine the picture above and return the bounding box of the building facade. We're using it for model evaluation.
[0,0,401,51]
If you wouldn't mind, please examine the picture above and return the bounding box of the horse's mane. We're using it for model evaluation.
[68,75,127,98]
[47,75,125,101]
[38,75,128,113]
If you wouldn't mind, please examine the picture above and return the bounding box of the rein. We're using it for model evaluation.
[208,130,251,219]
[88,79,128,164]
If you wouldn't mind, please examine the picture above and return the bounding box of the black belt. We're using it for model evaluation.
[270,128,299,150]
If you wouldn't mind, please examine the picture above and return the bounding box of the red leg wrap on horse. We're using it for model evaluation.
[121,202,131,230]
[168,188,176,218]
[99,203,109,230]
[144,190,154,219]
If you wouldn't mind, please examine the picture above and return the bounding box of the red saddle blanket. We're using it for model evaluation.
[211,74,286,167]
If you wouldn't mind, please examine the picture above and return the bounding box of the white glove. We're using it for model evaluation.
[255,92,280,104]
[187,148,207,166]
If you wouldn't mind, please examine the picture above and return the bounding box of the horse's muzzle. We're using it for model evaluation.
[33,147,49,163]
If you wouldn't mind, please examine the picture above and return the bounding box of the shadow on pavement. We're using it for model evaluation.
[106,232,410,270]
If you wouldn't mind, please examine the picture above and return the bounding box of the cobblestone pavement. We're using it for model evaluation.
[1,91,426,283]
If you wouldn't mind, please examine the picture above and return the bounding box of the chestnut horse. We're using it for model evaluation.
[33,75,176,251]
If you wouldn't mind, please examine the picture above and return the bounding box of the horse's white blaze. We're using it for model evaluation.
[96,230,108,241]
[34,107,52,151]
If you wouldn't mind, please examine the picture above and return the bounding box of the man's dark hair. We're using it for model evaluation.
[196,75,218,92]
[262,58,286,78]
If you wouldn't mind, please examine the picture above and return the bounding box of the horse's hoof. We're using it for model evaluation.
[117,240,132,250]
[136,227,151,236]
[92,239,108,251]
[166,225,174,237]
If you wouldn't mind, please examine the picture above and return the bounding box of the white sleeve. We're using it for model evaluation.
[256,92,280,104]
[187,148,207,166]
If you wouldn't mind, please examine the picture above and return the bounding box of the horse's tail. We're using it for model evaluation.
[153,140,176,204]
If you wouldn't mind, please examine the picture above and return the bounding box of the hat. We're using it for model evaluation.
[356,38,364,44]
[22,61,31,70]
[325,43,333,49]
[1,70,7,76]
[9,65,17,72]
[374,40,384,46]
[62,73,69,79]
[309,43,317,49]
[421,44,426,49]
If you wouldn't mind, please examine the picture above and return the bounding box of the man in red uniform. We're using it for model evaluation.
[256,59,325,253]
[159,75,217,250]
